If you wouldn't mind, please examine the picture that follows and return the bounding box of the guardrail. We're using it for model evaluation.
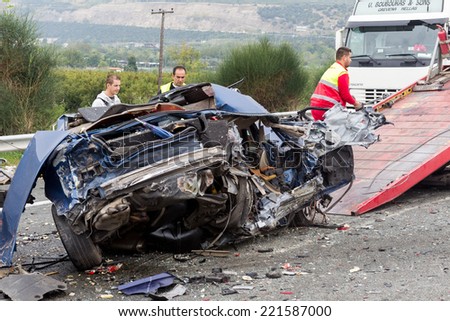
[0,134,34,152]
[270,111,299,117]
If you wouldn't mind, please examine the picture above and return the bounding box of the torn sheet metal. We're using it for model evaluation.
[6,82,388,272]
[147,284,187,300]
[118,272,176,296]
[0,131,70,267]
[0,273,67,301]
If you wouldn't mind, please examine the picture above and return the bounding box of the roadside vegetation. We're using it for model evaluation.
[217,38,308,112]
[0,151,22,166]
[0,12,61,135]
[1,10,332,137]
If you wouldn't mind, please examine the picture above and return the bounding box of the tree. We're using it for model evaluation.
[59,47,86,68]
[216,38,309,112]
[85,50,102,68]
[125,55,138,72]
[167,43,207,73]
[0,12,59,134]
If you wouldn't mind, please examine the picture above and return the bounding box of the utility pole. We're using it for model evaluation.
[152,8,174,89]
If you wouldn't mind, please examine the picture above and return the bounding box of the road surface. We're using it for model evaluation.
[2,178,450,302]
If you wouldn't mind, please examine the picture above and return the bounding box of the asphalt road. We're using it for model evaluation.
[2,178,450,302]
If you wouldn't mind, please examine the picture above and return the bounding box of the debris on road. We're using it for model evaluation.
[118,272,177,296]
[349,266,361,273]
[148,284,187,300]
[191,250,231,257]
[266,270,282,279]
[0,272,67,301]
[337,224,350,231]
[221,287,238,296]
[232,285,254,291]
[85,263,123,275]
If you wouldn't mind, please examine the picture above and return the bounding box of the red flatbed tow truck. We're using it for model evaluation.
[327,67,450,215]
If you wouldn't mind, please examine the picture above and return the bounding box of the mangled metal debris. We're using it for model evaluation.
[0,273,67,301]
[118,272,180,297]
[148,284,187,301]
[0,82,389,270]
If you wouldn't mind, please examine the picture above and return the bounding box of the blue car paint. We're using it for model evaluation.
[118,272,176,295]
[0,130,70,266]
[0,84,268,267]
[45,126,202,214]
[211,84,269,114]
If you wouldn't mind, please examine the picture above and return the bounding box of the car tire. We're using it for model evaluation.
[291,201,318,227]
[52,204,103,270]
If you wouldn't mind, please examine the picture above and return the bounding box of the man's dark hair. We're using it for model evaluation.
[172,65,186,75]
[106,74,120,85]
[336,47,352,60]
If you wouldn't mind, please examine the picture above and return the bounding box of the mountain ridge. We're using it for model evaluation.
[19,1,351,37]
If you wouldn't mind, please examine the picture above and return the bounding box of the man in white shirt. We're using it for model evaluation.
[92,74,121,107]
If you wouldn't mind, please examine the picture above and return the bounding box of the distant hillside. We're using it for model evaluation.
[13,1,352,43]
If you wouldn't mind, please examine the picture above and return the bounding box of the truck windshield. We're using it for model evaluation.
[347,24,438,67]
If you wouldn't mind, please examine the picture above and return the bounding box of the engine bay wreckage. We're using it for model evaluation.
[0,83,389,270]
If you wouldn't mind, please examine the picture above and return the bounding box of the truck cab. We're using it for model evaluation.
[336,0,450,104]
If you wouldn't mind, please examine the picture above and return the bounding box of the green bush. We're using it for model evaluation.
[0,12,58,134]
[215,38,309,112]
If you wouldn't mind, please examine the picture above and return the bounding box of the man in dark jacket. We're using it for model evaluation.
[157,65,187,94]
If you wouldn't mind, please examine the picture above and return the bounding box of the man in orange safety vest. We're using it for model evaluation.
[310,47,362,121]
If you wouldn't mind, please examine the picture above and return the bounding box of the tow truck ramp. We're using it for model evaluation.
[327,72,450,215]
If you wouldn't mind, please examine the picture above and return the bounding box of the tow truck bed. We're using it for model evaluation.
[327,74,450,215]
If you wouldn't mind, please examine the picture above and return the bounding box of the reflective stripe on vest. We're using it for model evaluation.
[311,94,340,105]
[318,78,338,91]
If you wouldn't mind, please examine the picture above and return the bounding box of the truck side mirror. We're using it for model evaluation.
[335,28,345,49]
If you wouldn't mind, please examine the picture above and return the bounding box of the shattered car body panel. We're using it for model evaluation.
[0,83,387,269]
[0,131,70,266]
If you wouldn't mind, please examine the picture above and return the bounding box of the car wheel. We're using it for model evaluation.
[52,204,103,270]
[291,201,318,226]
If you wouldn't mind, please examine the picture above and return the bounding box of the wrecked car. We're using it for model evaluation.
[0,82,387,270]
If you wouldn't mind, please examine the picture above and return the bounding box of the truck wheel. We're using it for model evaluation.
[52,205,103,270]
[420,166,450,187]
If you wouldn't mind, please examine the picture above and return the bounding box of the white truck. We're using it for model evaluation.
[336,0,450,103]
